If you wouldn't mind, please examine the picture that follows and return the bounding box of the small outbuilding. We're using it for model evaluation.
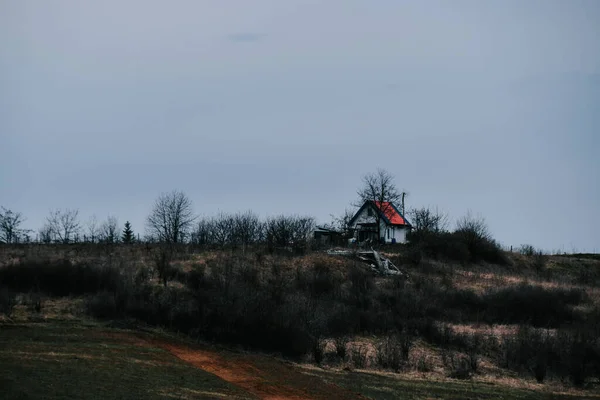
[314,226,346,246]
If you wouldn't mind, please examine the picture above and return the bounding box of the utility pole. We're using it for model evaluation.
[401,192,407,215]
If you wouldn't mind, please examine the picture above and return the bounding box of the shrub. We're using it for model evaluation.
[0,286,16,317]
[408,225,508,265]
[25,292,43,313]
[334,336,349,361]
[351,344,369,369]
[407,319,450,347]
[184,265,208,291]
[295,262,342,299]
[86,292,119,319]
[519,245,536,256]
[483,284,585,327]
[264,215,315,254]
[501,325,600,386]
[446,353,473,380]
[348,264,374,309]
[0,258,121,296]
[454,213,508,265]
[154,249,175,287]
[464,334,480,374]
[553,327,600,387]
[532,251,547,274]
[407,231,470,263]
[312,338,326,365]
[376,332,412,372]
[404,245,423,265]
[416,354,434,372]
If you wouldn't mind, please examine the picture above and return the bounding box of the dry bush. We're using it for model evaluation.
[86,291,119,319]
[0,285,16,317]
[415,353,434,372]
[24,292,43,313]
[0,257,121,296]
[482,284,586,327]
[5,243,598,384]
[500,324,600,386]
[375,332,413,372]
[312,338,327,365]
[351,344,369,369]
[334,336,349,361]
[445,352,474,380]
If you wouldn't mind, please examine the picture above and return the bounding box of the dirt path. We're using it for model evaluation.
[102,331,365,400]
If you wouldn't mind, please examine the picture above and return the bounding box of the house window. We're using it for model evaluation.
[367,207,373,217]
[387,228,390,239]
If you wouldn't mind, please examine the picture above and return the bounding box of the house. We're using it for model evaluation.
[348,201,412,244]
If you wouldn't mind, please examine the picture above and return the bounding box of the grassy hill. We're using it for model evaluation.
[2,243,600,399]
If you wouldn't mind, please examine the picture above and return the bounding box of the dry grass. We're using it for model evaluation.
[0,324,253,400]
[298,363,600,400]
[3,246,600,398]
[447,323,520,338]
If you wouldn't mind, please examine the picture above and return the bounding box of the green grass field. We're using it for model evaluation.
[0,321,254,400]
[305,368,600,400]
[2,319,599,399]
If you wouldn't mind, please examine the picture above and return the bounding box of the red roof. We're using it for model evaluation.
[374,201,406,225]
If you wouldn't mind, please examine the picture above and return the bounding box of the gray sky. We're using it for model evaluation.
[1,0,599,252]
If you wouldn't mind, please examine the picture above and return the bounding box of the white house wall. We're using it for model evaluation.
[350,206,377,227]
[350,204,409,244]
[380,221,409,244]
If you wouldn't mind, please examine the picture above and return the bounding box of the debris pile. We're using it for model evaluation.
[326,248,409,278]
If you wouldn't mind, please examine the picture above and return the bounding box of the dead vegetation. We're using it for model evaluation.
[2,243,600,393]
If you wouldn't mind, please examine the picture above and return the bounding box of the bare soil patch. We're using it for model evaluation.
[98,330,365,400]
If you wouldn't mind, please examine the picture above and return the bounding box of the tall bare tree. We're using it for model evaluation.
[232,211,263,253]
[100,215,119,243]
[324,208,355,237]
[409,207,449,233]
[146,190,195,244]
[211,213,234,247]
[86,215,100,243]
[455,211,491,241]
[192,217,215,246]
[39,224,53,243]
[356,168,404,243]
[46,209,81,244]
[0,207,27,243]
[265,215,315,252]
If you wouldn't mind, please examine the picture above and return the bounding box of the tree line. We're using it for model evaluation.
[1,168,501,254]
[0,191,316,252]
[0,205,136,245]
[1,168,403,247]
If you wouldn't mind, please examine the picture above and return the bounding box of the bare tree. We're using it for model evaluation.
[100,215,119,243]
[192,217,215,246]
[39,224,53,243]
[86,215,100,243]
[455,211,491,241]
[231,211,263,253]
[324,209,355,237]
[408,207,449,233]
[356,168,403,243]
[146,190,195,244]
[455,210,497,262]
[212,213,234,247]
[265,215,315,253]
[0,207,27,243]
[46,209,81,244]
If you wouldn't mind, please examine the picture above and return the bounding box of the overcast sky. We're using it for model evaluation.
[1,0,599,252]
